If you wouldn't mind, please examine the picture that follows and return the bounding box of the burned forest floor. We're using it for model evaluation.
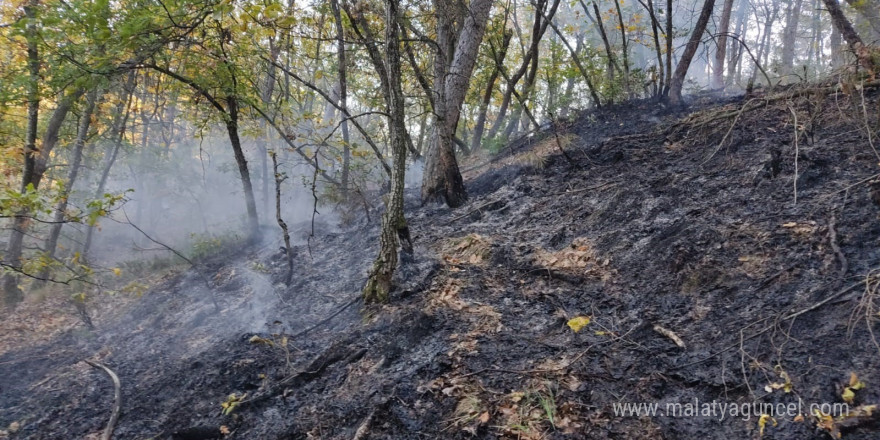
[4,81,880,440]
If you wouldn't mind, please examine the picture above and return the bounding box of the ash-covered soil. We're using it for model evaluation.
[3,85,880,440]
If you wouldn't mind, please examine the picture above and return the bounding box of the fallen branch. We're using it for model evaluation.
[83,360,121,440]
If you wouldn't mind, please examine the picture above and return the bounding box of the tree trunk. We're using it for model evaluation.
[593,1,619,85]
[639,0,666,96]
[546,20,602,105]
[364,0,411,303]
[82,73,136,262]
[40,88,101,281]
[713,0,736,88]
[2,0,41,306]
[728,0,748,85]
[781,0,805,81]
[225,96,260,238]
[665,0,673,95]
[486,0,560,141]
[613,0,632,97]
[821,0,875,72]
[270,151,294,285]
[668,0,717,105]
[471,31,512,152]
[330,0,351,193]
[420,0,494,207]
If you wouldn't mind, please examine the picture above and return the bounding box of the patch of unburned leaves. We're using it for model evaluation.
[442,234,491,266]
[535,237,615,281]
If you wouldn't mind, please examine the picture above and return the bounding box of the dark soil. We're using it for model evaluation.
[3,84,880,440]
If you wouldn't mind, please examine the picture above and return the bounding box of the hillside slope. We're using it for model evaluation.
[2,84,880,440]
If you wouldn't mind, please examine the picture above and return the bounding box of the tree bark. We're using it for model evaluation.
[728,0,748,85]
[593,1,619,85]
[713,0,736,88]
[613,0,632,97]
[668,0,717,105]
[420,0,494,207]
[2,0,41,306]
[2,89,82,302]
[781,0,805,81]
[270,151,294,285]
[330,0,351,193]
[638,0,666,96]
[665,0,673,95]
[364,0,411,303]
[225,96,259,238]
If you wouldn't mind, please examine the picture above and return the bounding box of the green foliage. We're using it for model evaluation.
[189,232,244,261]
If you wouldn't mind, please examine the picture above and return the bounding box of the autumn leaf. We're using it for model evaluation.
[567,316,591,332]
[758,414,776,436]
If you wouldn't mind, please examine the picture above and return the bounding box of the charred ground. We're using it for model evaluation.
[2,83,880,440]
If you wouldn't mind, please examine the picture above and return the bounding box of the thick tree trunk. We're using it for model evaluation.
[364,0,411,303]
[713,0,736,88]
[420,0,494,207]
[668,0,717,105]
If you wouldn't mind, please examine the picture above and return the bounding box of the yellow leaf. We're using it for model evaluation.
[567,316,591,332]
[112,267,122,276]
[842,387,856,403]
[758,414,776,436]
[849,372,865,390]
